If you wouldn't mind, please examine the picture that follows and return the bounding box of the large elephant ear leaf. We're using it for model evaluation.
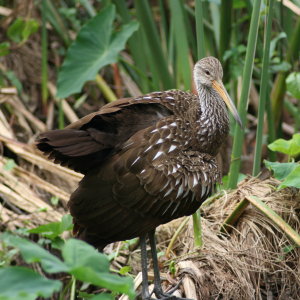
[57,5,139,99]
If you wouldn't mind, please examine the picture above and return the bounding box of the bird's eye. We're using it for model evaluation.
[205,70,210,76]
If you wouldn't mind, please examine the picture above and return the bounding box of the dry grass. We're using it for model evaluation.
[153,178,300,300]
[0,91,80,230]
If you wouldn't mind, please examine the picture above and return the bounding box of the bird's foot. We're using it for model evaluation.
[151,280,194,300]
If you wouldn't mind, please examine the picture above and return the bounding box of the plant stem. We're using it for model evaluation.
[220,198,250,234]
[70,276,76,300]
[246,195,300,246]
[193,0,206,249]
[252,0,274,176]
[166,216,190,258]
[41,0,48,105]
[95,74,117,103]
[227,0,261,189]
[192,211,202,247]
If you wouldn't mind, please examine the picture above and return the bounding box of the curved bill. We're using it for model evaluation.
[212,80,242,128]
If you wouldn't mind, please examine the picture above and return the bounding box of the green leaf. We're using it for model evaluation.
[0,42,10,56]
[62,239,134,298]
[0,266,61,299]
[264,160,298,180]
[29,214,73,239]
[90,294,114,300]
[56,5,139,98]
[279,165,300,189]
[22,19,39,43]
[5,70,23,93]
[286,72,300,99]
[50,196,59,206]
[0,233,68,273]
[62,239,109,273]
[268,133,300,157]
[70,268,135,298]
[3,159,16,171]
[7,18,24,43]
[7,18,39,44]
[222,173,246,188]
[119,265,131,275]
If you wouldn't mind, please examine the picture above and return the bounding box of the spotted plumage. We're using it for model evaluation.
[37,57,241,299]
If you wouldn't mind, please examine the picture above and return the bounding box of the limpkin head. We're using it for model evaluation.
[194,56,242,127]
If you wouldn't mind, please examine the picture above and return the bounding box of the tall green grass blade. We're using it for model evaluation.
[158,0,168,51]
[271,17,300,127]
[41,0,48,105]
[134,0,174,89]
[195,0,206,59]
[219,0,232,80]
[252,0,274,176]
[182,4,197,59]
[169,0,191,90]
[219,0,232,61]
[227,0,262,189]
[193,0,207,248]
[266,85,277,161]
[209,2,220,51]
[114,0,150,92]
[43,0,70,46]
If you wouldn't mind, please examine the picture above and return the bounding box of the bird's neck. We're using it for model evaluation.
[195,85,230,155]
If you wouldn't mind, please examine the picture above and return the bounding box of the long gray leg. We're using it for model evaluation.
[140,234,151,300]
[148,230,193,300]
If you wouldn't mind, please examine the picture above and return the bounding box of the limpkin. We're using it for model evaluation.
[37,57,241,300]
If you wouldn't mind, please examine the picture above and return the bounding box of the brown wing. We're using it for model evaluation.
[69,118,220,249]
[36,94,174,173]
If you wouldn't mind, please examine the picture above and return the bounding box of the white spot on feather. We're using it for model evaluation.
[150,128,159,133]
[168,145,177,153]
[153,151,163,160]
[170,122,177,127]
[193,176,198,187]
[140,169,146,174]
[155,138,164,144]
[176,185,184,199]
[161,125,168,129]
[131,157,140,166]
[144,145,152,152]
[171,201,181,216]
[201,186,207,198]
[143,96,152,100]
[166,96,175,100]
[164,187,173,197]
[160,180,170,191]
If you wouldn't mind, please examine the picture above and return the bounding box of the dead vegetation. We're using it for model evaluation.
[153,178,300,299]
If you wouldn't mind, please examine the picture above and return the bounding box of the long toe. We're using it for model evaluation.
[153,286,194,300]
